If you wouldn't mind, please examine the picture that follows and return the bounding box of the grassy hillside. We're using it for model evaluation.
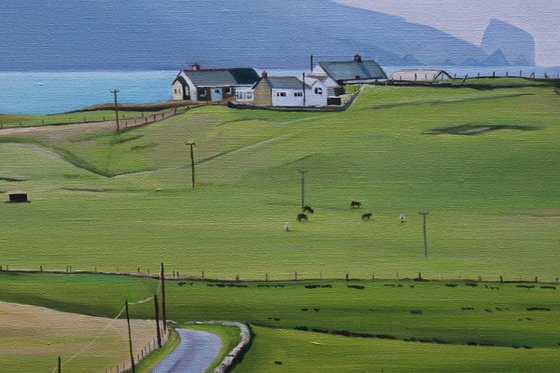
[236,326,560,372]
[0,85,559,280]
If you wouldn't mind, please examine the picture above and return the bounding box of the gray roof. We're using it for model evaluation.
[182,68,259,88]
[262,76,306,90]
[319,60,387,81]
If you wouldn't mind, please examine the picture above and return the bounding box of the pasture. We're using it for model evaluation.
[0,273,558,371]
[0,300,156,373]
[0,85,559,280]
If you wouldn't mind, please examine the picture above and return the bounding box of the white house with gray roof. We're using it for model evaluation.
[250,72,328,107]
[172,64,259,102]
[310,54,387,94]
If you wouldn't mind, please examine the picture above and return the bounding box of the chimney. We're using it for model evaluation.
[261,71,268,78]
[354,54,362,62]
[192,63,201,71]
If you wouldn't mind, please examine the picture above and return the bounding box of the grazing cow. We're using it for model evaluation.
[400,213,406,223]
[362,213,372,221]
[284,222,290,232]
[351,201,362,208]
[303,205,314,214]
[297,213,308,222]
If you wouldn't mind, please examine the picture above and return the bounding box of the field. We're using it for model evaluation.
[1,83,559,371]
[0,85,559,280]
[0,273,558,371]
[0,300,156,372]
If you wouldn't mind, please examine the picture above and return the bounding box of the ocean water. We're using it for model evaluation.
[0,70,178,115]
[0,67,558,115]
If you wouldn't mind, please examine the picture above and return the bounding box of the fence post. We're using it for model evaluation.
[345,273,349,281]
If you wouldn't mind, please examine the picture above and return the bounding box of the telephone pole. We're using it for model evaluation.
[300,170,307,212]
[154,294,162,348]
[186,142,196,190]
[125,301,136,373]
[310,55,314,72]
[110,89,120,134]
[419,212,429,258]
[302,73,306,107]
[160,263,167,331]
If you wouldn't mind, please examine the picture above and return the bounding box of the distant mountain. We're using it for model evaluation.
[481,50,510,67]
[481,18,535,66]
[0,0,532,71]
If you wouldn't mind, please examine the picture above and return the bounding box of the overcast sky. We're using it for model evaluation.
[335,0,559,66]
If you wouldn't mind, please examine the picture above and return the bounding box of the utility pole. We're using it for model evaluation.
[186,142,196,190]
[110,89,120,134]
[310,55,314,72]
[125,301,136,373]
[160,263,167,331]
[300,170,307,212]
[154,294,162,348]
[419,212,429,258]
[302,72,306,107]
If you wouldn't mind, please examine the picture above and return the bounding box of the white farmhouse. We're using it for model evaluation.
[171,64,259,102]
[251,72,328,108]
[310,54,387,95]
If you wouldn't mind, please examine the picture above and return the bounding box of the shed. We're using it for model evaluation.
[8,193,29,203]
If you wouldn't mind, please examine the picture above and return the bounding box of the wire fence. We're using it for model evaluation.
[48,275,166,373]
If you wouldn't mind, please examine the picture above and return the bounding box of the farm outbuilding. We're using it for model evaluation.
[7,193,29,203]
[172,64,259,102]
[390,69,452,82]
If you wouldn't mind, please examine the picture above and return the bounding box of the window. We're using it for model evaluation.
[199,88,207,97]
[236,92,243,99]
[277,92,287,97]
[294,92,303,97]
[314,87,323,95]
[246,93,253,100]
[225,87,232,94]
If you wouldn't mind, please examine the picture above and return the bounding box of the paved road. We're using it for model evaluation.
[152,329,222,373]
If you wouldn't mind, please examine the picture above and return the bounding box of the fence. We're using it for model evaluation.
[1,265,558,285]
[0,105,207,130]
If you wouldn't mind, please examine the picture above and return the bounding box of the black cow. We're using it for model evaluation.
[351,201,362,208]
[297,213,309,222]
[362,213,372,221]
[303,205,314,214]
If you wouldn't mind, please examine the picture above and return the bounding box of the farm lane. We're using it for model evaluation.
[152,329,222,373]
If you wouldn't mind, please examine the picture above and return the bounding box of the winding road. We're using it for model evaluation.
[152,329,222,373]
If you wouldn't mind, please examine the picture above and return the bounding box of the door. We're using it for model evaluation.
[211,88,223,101]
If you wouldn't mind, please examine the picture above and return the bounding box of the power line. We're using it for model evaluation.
[110,89,120,134]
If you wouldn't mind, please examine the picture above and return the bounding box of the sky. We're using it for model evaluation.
[335,0,560,66]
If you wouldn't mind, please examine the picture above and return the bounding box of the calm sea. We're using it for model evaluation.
[0,67,558,115]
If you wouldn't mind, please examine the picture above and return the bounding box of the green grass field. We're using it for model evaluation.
[0,110,172,129]
[1,85,559,280]
[0,273,558,371]
[237,326,560,373]
[1,84,559,371]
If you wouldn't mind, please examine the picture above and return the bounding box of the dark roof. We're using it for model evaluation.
[229,68,260,85]
[181,68,258,87]
[260,76,306,90]
[172,75,188,86]
[319,60,387,81]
